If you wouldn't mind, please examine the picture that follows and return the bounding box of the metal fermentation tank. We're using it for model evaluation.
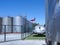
[13,16,24,33]
[2,16,13,33]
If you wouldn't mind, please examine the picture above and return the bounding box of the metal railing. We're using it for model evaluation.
[0,25,33,42]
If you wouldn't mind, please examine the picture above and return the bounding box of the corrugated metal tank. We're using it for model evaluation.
[29,22,32,32]
[28,21,33,36]
[13,16,24,32]
[22,17,26,33]
[26,20,29,33]
[0,17,2,33]
[2,16,13,33]
[54,1,60,43]
[46,0,59,45]
[46,0,57,41]
[26,20,29,37]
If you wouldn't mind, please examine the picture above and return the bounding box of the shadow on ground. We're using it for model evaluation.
[32,34,46,37]
[25,34,46,40]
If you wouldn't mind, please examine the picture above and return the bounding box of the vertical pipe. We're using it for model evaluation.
[11,17,13,33]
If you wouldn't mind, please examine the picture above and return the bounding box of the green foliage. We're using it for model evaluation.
[32,23,38,27]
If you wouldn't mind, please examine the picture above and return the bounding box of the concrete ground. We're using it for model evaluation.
[0,40,46,45]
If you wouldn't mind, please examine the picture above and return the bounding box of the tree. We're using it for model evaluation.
[32,23,38,27]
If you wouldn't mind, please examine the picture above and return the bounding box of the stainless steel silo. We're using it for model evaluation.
[26,20,30,37]
[13,16,24,33]
[46,0,58,45]
[2,16,13,33]
[29,22,33,34]
[28,21,33,36]
[54,0,60,44]
[22,17,26,38]
[13,16,25,39]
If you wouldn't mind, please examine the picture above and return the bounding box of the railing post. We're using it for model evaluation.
[4,25,6,42]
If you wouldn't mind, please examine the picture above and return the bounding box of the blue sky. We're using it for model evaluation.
[0,0,45,25]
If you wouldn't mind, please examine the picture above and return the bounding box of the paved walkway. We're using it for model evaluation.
[0,40,46,45]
